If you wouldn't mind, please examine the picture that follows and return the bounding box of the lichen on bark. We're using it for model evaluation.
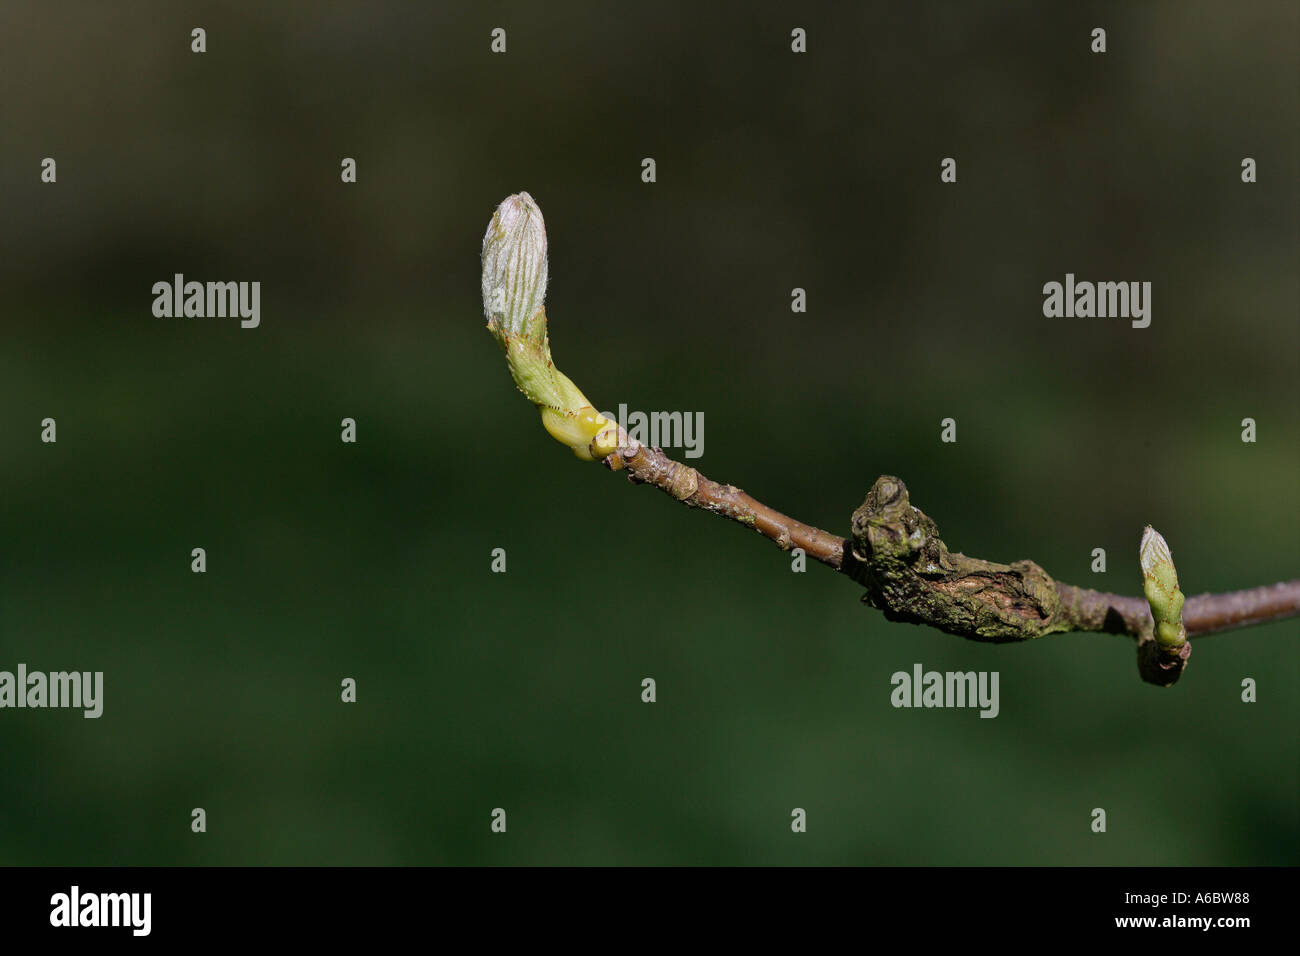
[848,476,1071,643]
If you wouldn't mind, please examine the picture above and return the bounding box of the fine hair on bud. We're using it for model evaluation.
[481,192,548,339]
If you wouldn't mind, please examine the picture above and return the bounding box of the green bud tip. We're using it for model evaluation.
[1140,525,1186,650]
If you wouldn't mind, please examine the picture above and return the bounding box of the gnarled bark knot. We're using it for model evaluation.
[848,476,1069,643]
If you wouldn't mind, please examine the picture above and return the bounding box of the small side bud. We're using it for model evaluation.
[1140,526,1186,651]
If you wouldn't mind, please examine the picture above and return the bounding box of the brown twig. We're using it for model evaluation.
[603,442,1300,657]
[1054,581,1300,638]
[606,440,846,567]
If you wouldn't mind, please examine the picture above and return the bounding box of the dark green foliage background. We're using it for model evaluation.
[0,1,1295,864]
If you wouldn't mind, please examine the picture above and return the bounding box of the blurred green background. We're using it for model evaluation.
[0,1,1295,865]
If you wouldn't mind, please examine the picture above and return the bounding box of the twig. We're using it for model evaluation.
[603,441,1299,675]
[606,440,846,567]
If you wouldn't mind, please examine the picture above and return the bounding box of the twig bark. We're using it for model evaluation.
[606,440,846,566]
[603,441,1298,684]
